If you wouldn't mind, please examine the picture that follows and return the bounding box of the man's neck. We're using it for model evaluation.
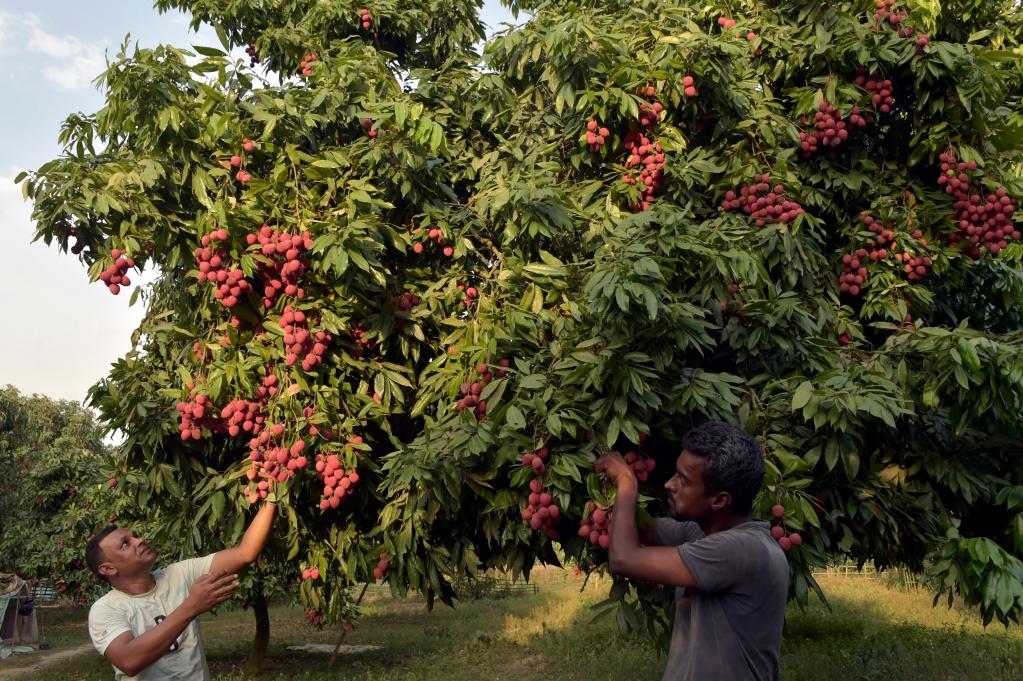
[111,572,158,595]
[699,513,752,535]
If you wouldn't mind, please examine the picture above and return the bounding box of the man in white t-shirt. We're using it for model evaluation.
[85,501,276,680]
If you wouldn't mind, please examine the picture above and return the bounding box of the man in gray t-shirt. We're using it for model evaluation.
[596,422,789,681]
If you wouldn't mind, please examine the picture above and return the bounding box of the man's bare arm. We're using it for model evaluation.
[639,519,659,547]
[597,453,698,589]
[211,502,277,575]
[102,571,238,676]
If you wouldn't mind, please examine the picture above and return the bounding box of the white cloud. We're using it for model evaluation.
[27,17,107,90]
[0,168,150,403]
[0,11,15,56]
[0,12,107,90]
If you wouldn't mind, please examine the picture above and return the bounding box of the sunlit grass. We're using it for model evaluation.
[3,570,1020,681]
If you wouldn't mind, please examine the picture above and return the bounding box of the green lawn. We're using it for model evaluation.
[2,571,1020,680]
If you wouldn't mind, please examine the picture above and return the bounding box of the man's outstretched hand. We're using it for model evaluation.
[184,571,239,617]
[595,451,638,493]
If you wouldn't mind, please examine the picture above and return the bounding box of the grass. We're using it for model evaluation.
[2,570,1020,680]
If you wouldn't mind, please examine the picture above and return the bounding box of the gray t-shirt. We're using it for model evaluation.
[653,518,789,681]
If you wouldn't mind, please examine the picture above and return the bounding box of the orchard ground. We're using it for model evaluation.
[2,568,1019,680]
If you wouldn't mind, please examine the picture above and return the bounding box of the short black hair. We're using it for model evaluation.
[681,422,764,515]
[85,525,119,582]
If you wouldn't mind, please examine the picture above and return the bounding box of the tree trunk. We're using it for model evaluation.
[245,589,270,676]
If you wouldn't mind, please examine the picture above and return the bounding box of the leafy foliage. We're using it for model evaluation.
[19,0,1023,633]
[0,386,114,602]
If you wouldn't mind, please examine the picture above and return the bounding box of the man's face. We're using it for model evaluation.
[664,450,722,523]
[97,529,158,581]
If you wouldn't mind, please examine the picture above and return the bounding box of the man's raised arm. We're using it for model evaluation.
[211,502,277,575]
[596,452,697,588]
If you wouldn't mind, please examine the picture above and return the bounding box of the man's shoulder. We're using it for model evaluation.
[728,521,788,561]
[684,521,786,573]
[691,520,771,547]
[89,588,126,620]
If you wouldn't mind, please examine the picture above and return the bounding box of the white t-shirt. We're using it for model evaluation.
[88,554,215,681]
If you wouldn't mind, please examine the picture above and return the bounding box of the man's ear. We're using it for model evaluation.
[99,562,117,579]
[710,490,732,512]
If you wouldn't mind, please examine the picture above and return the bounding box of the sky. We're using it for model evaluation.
[0,1,517,404]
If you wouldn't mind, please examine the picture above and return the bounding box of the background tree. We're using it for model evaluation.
[18,0,1023,657]
[0,386,114,603]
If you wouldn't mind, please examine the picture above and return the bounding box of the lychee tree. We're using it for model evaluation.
[19,0,1023,654]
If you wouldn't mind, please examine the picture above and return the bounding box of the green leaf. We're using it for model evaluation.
[519,374,546,390]
[505,405,526,430]
[791,381,813,410]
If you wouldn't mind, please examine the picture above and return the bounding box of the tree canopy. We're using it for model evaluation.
[19,0,1023,632]
[0,386,113,602]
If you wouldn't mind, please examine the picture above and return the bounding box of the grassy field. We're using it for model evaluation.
[1,569,1020,680]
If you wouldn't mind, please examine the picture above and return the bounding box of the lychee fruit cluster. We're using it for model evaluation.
[361,117,377,138]
[622,451,655,482]
[682,75,697,99]
[623,130,665,211]
[373,551,389,580]
[455,360,507,420]
[719,282,741,313]
[212,271,251,307]
[456,281,479,308]
[175,389,218,441]
[938,150,1019,257]
[100,249,135,295]
[305,608,326,626]
[859,213,896,262]
[522,478,560,540]
[350,321,376,357]
[797,101,869,158]
[303,405,334,440]
[192,342,211,364]
[314,439,362,510]
[578,500,610,549]
[196,230,253,309]
[357,8,372,30]
[411,227,453,257]
[392,291,421,329]
[840,213,935,295]
[281,306,331,371]
[839,250,869,296]
[870,0,929,52]
[636,85,664,127]
[254,373,279,404]
[716,16,754,41]
[586,119,610,152]
[221,398,267,438]
[244,431,309,501]
[301,566,320,580]
[853,71,895,114]
[721,175,806,227]
[521,446,551,476]
[896,232,932,282]
[871,0,907,28]
[245,43,257,67]
[299,52,319,76]
[769,505,802,551]
[247,226,311,308]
